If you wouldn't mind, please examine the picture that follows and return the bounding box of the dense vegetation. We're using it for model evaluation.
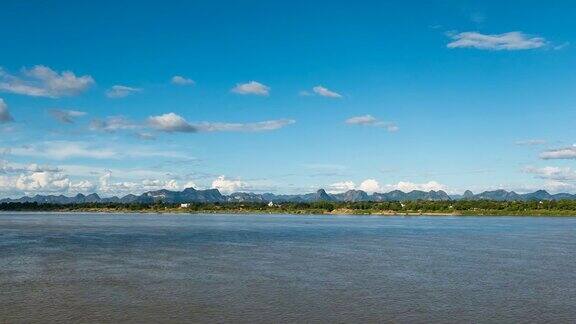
[3,199,576,216]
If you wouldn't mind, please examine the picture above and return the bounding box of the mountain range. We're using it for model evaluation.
[1,188,576,204]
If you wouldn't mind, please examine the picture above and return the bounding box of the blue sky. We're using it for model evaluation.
[1,0,576,197]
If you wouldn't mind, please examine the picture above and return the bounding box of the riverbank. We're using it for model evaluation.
[4,200,576,216]
[2,207,576,217]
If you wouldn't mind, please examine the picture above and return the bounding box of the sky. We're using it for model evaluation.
[1,0,576,198]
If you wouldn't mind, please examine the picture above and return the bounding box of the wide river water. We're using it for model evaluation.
[0,213,575,323]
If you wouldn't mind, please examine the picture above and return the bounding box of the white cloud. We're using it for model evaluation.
[358,179,382,193]
[447,31,547,50]
[148,112,295,133]
[0,98,14,123]
[523,166,576,181]
[49,109,86,124]
[231,81,270,96]
[141,179,180,190]
[506,179,576,194]
[98,170,142,196]
[171,75,195,86]
[105,85,141,98]
[328,179,381,194]
[25,163,62,173]
[90,116,138,132]
[0,175,18,195]
[16,171,71,193]
[0,160,62,174]
[71,180,97,193]
[345,115,399,132]
[0,158,202,197]
[327,179,448,194]
[515,139,546,146]
[0,65,94,98]
[195,119,295,132]
[540,145,576,160]
[148,113,198,133]
[345,115,378,125]
[312,85,342,98]
[327,181,357,193]
[390,181,447,192]
[183,181,197,189]
[542,180,576,193]
[211,175,247,194]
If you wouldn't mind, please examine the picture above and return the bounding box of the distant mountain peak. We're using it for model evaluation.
[1,188,575,205]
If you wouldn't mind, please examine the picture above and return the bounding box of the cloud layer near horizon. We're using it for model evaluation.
[328,179,448,194]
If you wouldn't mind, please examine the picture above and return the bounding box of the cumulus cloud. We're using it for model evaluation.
[98,170,138,195]
[171,75,195,86]
[90,116,138,132]
[0,98,14,123]
[16,171,71,193]
[312,85,342,98]
[0,65,94,98]
[327,181,356,193]
[49,109,86,124]
[328,179,448,194]
[71,180,97,193]
[148,113,198,133]
[540,145,576,160]
[345,115,399,132]
[328,179,382,194]
[231,81,270,96]
[0,159,202,197]
[515,139,546,146]
[148,112,294,133]
[447,31,547,50]
[392,181,447,192]
[105,85,141,98]
[141,179,180,190]
[211,175,247,194]
[358,179,382,193]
